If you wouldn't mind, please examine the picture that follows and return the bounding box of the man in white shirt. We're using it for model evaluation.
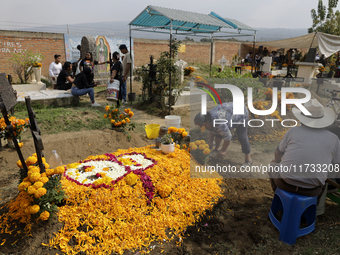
[269,99,340,202]
[119,44,133,104]
[49,54,62,89]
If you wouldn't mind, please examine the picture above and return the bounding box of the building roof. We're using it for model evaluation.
[129,5,256,34]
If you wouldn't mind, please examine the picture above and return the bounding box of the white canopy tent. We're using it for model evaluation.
[255,32,340,58]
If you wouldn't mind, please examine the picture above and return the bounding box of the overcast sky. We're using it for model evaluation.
[0,0,331,29]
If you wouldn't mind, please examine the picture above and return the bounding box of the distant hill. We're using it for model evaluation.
[4,21,309,42]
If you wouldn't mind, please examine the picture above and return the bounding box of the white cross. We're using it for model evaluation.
[218,55,227,71]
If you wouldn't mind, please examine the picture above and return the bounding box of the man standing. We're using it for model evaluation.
[269,99,340,201]
[119,44,133,104]
[194,102,252,166]
[49,54,62,89]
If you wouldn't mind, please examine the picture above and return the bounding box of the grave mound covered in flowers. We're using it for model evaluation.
[0,145,223,254]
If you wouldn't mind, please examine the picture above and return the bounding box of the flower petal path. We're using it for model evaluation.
[48,146,223,254]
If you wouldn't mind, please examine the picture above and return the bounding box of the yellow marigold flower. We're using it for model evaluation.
[125,173,139,186]
[27,186,36,195]
[54,166,65,175]
[177,128,184,134]
[42,157,46,164]
[18,142,23,148]
[18,181,31,191]
[203,148,211,155]
[34,187,47,198]
[23,177,29,182]
[191,144,198,150]
[124,108,129,113]
[41,172,47,178]
[205,144,209,149]
[17,160,23,168]
[128,111,134,117]
[33,181,44,189]
[125,118,130,123]
[119,114,125,119]
[46,168,54,177]
[182,132,188,137]
[195,140,201,145]
[26,156,37,166]
[29,204,40,214]
[176,144,180,149]
[29,172,41,183]
[40,211,50,221]
[105,105,110,112]
[158,184,172,198]
[44,163,50,169]
[199,144,206,150]
[182,144,187,149]
[103,114,107,118]
[39,177,49,184]
[121,120,126,125]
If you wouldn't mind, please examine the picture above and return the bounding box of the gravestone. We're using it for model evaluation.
[0,73,17,112]
[81,36,98,77]
[305,48,317,63]
[260,57,272,72]
[174,59,188,84]
[218,55,227,71]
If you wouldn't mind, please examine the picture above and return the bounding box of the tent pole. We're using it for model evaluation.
[129,25,132,98]
[210,34,213,77]
[251,31,256,74]
[169,20,172,116]
[309,32,317,51]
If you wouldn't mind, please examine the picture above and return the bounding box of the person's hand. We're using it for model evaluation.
[94,81,99,86]
[122,76,127,82]
[110,78,113,83]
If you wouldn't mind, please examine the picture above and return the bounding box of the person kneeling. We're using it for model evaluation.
[71,67,100,107]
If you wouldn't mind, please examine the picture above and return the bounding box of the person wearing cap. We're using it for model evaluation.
[269,99,340,201]
[194,102,252,166]
[119,44,133,104]
[49,54,62,89]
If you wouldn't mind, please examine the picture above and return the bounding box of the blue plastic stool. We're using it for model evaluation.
[268,187,317,245]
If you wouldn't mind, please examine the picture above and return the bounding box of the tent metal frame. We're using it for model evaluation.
[128,6,257,114]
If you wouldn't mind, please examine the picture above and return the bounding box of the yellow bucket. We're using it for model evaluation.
[145,124,160,139]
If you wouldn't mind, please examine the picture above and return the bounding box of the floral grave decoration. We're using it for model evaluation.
[167,126,190,149]
[0,116,29,147]
[184,66,196,76]
[64,152,156,204]
[32,62,42,68]
[0,153,66,240]
[104,105,136,138]
[45,147,222,254]
[189,140,211,165]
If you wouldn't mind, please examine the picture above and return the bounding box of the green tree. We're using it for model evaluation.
[183,36,194,41]
[309,0,340,35]
[200,38,212,42]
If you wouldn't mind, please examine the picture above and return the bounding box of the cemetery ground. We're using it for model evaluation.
[1,86,340,255]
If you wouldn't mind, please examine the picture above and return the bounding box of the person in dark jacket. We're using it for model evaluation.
[71,67,100,107]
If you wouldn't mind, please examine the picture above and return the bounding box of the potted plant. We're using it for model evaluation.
[160,134,175,154]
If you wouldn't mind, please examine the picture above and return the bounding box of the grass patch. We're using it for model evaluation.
[12,102,109,138]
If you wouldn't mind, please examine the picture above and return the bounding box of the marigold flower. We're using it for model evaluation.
[29,172,41,183]
[191,144,198,150]
[103,114,107,118]
[33,181,44,189]
[54,166,65,175]
[18,181,31,191]
[21,201,30,209]
[17,160,23,168]
[111,119,115,124]
[29,204,40,214]
[124,109,129,113]
[105,105,110,112]
[44,163,50,169]
[203,148,211,155]
[199,144,205,150]
[46,169,54,176]
[182,132,188,137]
[26,156,37,166]
[125,173,139,186]
[39,177,49,184]
[158,184,172,198]
[194,140,201,145]
[128,112,134,117]
[18,142,23,148]
[40,211,50,221]
[34,187,47,198]
[27,186,36,195]
[125,118,130,123]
